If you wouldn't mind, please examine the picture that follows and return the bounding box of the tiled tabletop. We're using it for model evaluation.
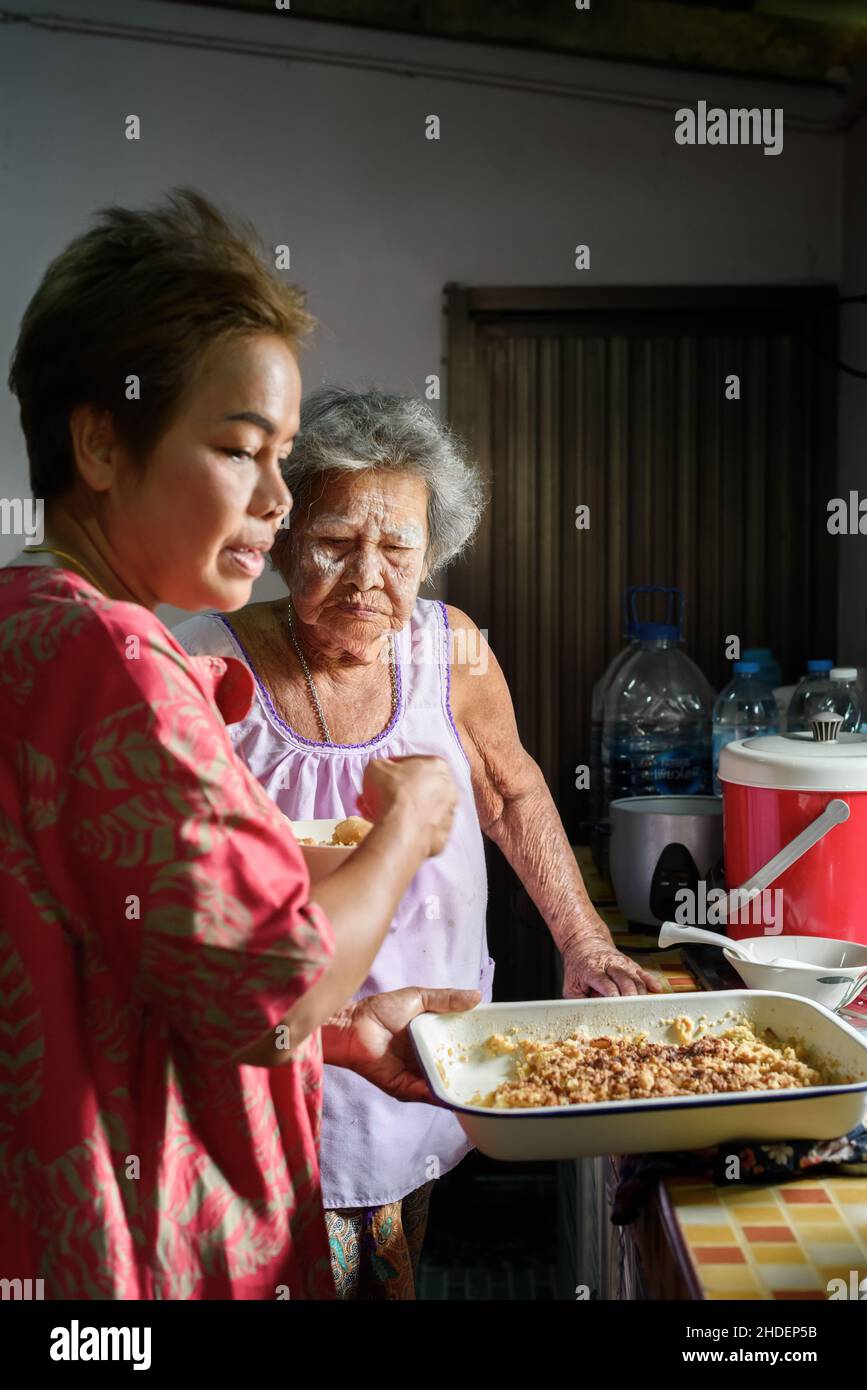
[666,1177,867,1299]
[574,845,867,1300]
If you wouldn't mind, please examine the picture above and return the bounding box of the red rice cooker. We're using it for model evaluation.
[719,718,867,945]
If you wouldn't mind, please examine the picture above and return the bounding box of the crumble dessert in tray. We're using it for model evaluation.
[470,1015,849,1109]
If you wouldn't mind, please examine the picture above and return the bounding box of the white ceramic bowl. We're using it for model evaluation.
[288,818,358,885]
[409,992,867,1161]
[723,936,867,1013]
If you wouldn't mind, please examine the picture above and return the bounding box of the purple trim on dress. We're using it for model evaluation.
[213,611,406,753]
[436,600,472,771]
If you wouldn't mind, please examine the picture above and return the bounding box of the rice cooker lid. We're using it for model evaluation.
[720,729,867,791]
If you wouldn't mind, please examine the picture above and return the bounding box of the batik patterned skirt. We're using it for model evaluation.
[325,1180,435,1300]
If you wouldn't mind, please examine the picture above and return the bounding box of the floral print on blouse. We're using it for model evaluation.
[0,565,336,1299]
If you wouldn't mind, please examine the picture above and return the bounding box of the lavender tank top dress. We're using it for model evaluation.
[173,598,492,1208]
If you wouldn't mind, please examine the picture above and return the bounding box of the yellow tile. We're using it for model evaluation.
[832,1204,867,1227]
[752,1246,808,1265]
[679,1205,733,1226]
[684,1224,739,1243]
[824,1183,867,1198]
[749,1266,826,1292]
[721,1188,781,1206]
[786,1207,845,1225]
[794,1228,855,1251]
[805,1245,866,1266]
[819,1264,867,1285]
[700,1266,762,1292]
[667,1183,718,1202]
[707,1290,766,1300]
[731,1206,786,1223]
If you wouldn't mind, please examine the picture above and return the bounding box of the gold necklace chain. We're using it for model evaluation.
[22,545,106,596]
[285,599,397,745]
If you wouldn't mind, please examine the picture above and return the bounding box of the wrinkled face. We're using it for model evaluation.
[287,469,429,657]
[81,334,300,612]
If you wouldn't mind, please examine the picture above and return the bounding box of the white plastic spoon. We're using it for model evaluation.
[657,922,755,960]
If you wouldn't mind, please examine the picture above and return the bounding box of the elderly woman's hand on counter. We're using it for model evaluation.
[322,986,482,1101]
[560,928,662,998]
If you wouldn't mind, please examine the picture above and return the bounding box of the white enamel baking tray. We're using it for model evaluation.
[409,992,867,1161]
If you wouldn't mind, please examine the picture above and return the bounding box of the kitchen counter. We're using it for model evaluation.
[573,847,867,1300]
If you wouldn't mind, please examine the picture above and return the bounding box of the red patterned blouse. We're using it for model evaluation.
[0,564,336,1299]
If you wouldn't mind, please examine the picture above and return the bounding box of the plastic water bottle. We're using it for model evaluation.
[590,647,636,821]
[712,662,779,794]
[602,590,714,807]
[589,587,643,823]
[741,647,782,691]
[786,659,834,733]
[800,667,866,733]
[772,684,796,733]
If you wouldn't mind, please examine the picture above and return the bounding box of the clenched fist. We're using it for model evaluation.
[358,755,459,858]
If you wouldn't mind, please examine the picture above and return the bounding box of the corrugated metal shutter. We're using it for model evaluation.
[446,286,837,1000]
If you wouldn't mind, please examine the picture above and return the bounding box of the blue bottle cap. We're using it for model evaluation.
[629,588,685,643]
[733,661,760,674]
[807,659,833,672]
[635,621,680,641]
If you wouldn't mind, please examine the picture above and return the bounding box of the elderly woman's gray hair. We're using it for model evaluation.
[274,386,487,577]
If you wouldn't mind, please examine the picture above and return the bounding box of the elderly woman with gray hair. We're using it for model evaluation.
[175,385,658,1299]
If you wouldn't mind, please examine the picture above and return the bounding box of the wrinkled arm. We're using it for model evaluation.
[445,606,660,997]
[446,606,607,956]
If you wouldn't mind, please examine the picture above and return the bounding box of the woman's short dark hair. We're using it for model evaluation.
[8,188,314,500]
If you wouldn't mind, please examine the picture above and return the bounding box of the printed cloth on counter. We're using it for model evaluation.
[611,1124,867,1225]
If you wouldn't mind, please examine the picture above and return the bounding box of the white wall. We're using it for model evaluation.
[0,0,846,626]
